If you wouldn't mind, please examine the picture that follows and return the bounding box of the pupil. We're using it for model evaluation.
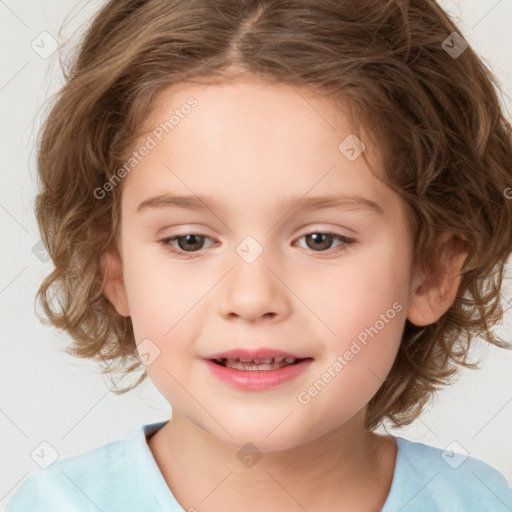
[179,234,203,251]
[308,233,332,251]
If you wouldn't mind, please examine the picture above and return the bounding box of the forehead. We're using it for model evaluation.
[137,78,361,151]
[120,79,401,221]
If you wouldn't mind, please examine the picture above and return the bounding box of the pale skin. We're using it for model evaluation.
[102,77,468,512]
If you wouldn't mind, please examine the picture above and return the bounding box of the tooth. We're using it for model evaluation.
[214,357,299,365]
[233,358,275,364]
[222,357,301,370]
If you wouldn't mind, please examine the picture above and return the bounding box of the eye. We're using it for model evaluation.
[294,232,355,254]
[160,233,214,258]
[159,231,355,258]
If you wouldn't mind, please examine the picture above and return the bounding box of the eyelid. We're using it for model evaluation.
[159,227,356,259]
[296,224,355,237]
[159,226,353,244]
[160,232,216,249]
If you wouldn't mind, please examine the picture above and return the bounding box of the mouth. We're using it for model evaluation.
[210,357,309,370]
[203,348,314,390]
[203,347,313,371]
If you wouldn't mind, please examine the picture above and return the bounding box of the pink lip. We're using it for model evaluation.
[203,347,307,361]
[204,358,313,391]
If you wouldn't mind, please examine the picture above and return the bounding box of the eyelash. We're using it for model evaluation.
[159,231,356,259]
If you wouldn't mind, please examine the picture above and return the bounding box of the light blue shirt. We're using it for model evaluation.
[5,420,512,511]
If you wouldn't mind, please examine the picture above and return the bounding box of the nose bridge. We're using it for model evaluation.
[218,233,290,321]
[231,233,279,290]
[235,234,267,266]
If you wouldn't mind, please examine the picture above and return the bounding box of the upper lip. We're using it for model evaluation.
[204,348,311,361]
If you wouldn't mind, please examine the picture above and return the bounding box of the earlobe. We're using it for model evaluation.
[101,249,131,317]
[406,234,468,327]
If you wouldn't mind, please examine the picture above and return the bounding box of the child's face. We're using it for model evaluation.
[107,79,420,450]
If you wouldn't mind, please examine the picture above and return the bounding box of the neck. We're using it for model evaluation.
[148,411,396,512]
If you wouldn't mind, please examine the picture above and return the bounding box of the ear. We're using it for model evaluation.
[406,233,468,327]
[101,248,130,317]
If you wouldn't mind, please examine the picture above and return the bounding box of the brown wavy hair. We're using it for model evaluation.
[34,0,512,430]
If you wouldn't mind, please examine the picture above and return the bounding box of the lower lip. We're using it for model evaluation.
[204,359,313,390]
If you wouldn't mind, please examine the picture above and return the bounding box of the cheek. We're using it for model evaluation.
[120,242,214,396]
[121,241,203,338]
[319,294,405,398]
[300,244,409,399]
[308,243,409,343]
[297,284,406,431]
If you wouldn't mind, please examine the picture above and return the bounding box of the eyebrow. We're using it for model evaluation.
[136,193,384,216]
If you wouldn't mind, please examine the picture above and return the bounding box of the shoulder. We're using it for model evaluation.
[382,436,512,512]
[5,426,161,512]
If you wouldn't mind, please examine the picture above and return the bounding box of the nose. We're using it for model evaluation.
[217,250,291,324]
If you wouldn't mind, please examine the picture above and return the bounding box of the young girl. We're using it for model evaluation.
[6,0,512,511]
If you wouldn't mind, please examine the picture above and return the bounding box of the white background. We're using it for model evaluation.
[1,0,512,508]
